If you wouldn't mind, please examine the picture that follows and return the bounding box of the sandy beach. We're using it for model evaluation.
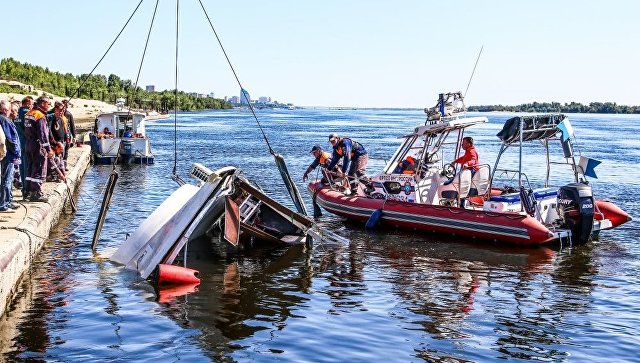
[1,80,168,129]
[1,90,117,127]
[0,91,170,127]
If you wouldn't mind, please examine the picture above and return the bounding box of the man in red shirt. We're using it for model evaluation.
[452,136,479,173]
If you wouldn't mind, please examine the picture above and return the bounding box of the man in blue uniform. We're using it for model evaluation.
[326,133,369,195]
[15,96,33,199]
[0,101,21,212]
[24,96,53,202]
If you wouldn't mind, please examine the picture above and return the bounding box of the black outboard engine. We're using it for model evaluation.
[557,183,595,244]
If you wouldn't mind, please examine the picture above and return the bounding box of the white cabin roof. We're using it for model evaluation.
[406,116,488,138]
[96,110,147,119]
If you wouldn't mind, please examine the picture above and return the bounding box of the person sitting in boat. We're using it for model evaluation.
[326,133,368,195]
[393,155,417,174]
[302,144,338,183]
[98,127,114,139]
[451,136,479,175]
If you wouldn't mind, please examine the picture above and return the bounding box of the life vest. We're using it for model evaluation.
[401,156,416,174]
[25,109,46,124]
[319,151,331,167]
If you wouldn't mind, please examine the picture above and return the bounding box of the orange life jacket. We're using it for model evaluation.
[401,156,416,174]
[25,109,45,121]
[319,151,331,166]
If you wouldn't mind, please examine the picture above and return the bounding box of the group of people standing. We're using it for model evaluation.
[0,95,76,213]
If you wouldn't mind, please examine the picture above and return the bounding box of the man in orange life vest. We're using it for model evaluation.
[451,136,479,174]
[326,133,368,195]
[393,155,417,174]
[302,145,334,182]
[24,96,54,202]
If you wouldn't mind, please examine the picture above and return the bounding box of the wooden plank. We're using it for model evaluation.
[224,197,240,246]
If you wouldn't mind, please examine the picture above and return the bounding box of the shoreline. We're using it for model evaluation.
[1,90,170,130]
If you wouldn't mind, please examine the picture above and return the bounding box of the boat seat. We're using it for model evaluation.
[488,187,557,203]
[469,165,490,197]
[440,169,472,206]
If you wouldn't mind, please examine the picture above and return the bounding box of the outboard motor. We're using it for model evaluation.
[557,183,594,244]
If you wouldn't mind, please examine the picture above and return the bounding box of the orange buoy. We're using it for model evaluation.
[156,264,201,284]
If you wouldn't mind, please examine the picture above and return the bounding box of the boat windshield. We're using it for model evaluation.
[383,116,487,176]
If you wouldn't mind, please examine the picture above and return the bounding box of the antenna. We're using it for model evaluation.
[464,45,484,99]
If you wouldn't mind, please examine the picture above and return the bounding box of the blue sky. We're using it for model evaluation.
[4,1,639,107]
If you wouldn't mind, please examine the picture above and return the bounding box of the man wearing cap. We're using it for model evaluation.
[24,96,54,202]
[326,133,368,195]
[302,145,334,182]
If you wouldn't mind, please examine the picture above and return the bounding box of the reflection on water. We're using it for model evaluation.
[1,110,640,361]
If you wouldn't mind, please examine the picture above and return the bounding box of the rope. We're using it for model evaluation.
[196,0,275,155]
[172,0,180,176]
[128,0,160,117]
[69,0,145,102]
[463,45,483,100]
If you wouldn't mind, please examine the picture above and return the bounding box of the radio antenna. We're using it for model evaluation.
[464,45,483,99]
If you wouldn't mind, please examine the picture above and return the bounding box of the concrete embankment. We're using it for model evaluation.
[0,144,91,317]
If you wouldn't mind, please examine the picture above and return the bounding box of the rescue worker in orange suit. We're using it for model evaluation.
[393,155,417,174]
[326,133,369,195]
[24,96,54,202]
[452,136,479,175]
[303,144,336,183]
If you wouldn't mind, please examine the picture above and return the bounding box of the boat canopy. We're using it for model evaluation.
[405,116,488,138]
[95,111,147,138]
[497,114,566,144]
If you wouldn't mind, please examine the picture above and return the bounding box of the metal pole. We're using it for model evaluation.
[518,117,524,187]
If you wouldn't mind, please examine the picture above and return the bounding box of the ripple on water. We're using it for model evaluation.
[2,110,640,362]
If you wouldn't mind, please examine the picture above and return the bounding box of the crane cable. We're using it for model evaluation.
[196,0,275,155]
[195,0,307,215]
[130,0,160,118]
[172,0,180,178]
[69,0,145,103]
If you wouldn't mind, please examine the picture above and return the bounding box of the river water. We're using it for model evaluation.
[1,109,639,362]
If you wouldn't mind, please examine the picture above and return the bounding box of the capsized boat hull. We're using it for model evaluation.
[311,182,557,246]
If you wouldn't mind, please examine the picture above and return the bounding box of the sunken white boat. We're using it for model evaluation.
[111,163,313,279]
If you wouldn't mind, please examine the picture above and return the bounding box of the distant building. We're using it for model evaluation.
[240,88,251,105]
[208,92,215,98]
[145,85,155,92]
[258,96,271,103]
[229,95,240,104]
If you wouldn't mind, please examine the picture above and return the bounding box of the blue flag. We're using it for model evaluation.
[578,156,601,179]
[557,118,574,142]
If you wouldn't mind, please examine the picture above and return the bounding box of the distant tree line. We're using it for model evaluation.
[0,57,232,111]
[468,101,640,114]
